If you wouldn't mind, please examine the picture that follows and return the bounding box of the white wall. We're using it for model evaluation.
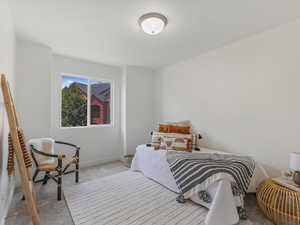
[15,38,124,167]
[16,38,52,138]
[52,55,123,166]
[0,0,15,224]
[122,66,154,155]
[154,19,300,176]
[15,37,155,165]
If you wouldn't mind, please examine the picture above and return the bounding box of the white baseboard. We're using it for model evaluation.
[13,156,123,188]
[79,156,123,168]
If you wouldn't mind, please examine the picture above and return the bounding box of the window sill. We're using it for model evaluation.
[59,124,114,129]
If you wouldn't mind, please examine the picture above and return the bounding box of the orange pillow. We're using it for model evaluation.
[168,125,191,134]
[159,124,170,133]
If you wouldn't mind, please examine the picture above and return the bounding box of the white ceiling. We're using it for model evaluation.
[10,0,300,69]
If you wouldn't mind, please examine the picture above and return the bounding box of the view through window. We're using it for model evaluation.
[61,75,111,127]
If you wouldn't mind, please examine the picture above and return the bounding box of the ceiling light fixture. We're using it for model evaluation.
[138,12,168,35]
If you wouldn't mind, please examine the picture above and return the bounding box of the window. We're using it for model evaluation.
[91,105,100,120]
[61,75,112,128]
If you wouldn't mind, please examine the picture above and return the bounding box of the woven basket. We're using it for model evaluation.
[122,154,134,168]
[257,178,300,225]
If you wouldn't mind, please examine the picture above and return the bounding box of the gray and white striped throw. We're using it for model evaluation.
[166,151,255,199]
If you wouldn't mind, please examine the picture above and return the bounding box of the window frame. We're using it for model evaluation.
[59,73,114,129]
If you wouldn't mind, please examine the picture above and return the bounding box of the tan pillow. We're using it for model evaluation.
[170,120,191,127]
[160,136,192,152]
[160,137,174,150]
[154,145,161,150]
[168,125,191,134]
[151,131,198,150]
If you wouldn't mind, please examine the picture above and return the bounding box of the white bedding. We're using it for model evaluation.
[131,144,268,225]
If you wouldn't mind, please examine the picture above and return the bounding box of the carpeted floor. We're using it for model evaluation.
[6,161,273,225]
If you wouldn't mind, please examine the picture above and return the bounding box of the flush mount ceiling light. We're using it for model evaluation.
[138,12,168,35]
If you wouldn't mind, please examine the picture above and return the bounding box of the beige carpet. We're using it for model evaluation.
[64,171,208,225]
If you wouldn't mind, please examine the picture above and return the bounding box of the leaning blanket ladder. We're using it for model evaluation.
[1,74,41,225]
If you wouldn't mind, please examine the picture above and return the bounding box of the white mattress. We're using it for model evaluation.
[131,144,268,193]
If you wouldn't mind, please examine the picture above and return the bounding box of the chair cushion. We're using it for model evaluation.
[28,138,55,165]
[38,157,77,171]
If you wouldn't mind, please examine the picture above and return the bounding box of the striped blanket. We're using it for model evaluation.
[166,151,255,201]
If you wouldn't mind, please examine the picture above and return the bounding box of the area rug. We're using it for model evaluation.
[64,171,208,225]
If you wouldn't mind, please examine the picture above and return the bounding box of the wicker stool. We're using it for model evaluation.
[122,154,134,168]
[257,178,300,225]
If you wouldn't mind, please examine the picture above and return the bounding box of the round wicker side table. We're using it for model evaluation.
[257,178,300,225]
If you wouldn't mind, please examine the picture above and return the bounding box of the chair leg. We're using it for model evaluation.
[75,162,79,183]
[57,158,63,201]
[75,150,79,183]
[32,169,39,183]
[42,172,50,185]
[57,176,62,201]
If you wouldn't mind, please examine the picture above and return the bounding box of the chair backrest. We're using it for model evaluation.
[28,138,55,165]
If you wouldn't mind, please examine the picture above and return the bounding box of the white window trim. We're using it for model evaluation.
[59,73,114,129]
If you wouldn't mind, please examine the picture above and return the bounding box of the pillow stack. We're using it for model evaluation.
[151,121,198,152]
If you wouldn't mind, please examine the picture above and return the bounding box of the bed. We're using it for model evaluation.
[131,144,268,225]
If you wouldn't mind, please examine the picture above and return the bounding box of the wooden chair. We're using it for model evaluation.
[28,138,80,201]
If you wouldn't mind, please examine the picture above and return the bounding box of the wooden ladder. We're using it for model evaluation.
[1,74,41,225]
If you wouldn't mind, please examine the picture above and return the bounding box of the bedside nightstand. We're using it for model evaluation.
[257,178,300,225]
